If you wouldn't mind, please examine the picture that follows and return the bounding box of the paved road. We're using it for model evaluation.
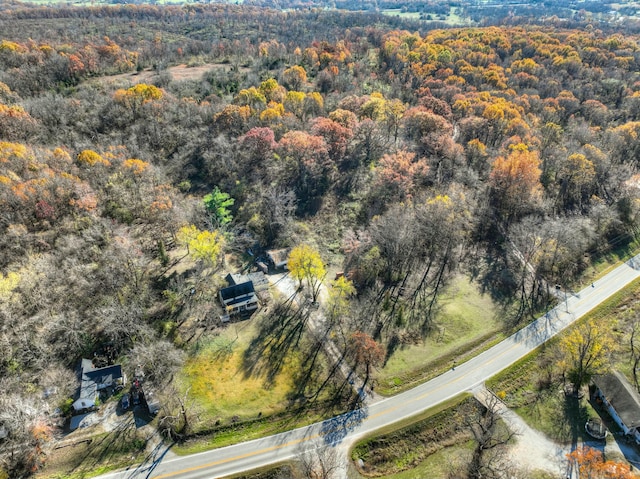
[97,254,640,479]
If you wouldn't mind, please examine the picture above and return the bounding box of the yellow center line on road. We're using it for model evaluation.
[152,433,320,479]
[147,289,609,479]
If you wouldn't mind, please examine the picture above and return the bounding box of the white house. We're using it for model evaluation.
[593,371,640,444]
[72,359,125,412]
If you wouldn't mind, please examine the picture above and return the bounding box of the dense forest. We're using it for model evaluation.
[2,1,640,476]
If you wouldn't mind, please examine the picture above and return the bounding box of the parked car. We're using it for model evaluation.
[120,393,130,411]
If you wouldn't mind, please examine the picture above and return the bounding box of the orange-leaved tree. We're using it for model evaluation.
[489,143,542,221]
[347,331,385,388]
[567,446,634,479]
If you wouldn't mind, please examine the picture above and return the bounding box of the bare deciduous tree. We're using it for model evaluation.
[127,340,185,388]
[296,445,343,479]
[466,394,518,479]
[157,386,198,441]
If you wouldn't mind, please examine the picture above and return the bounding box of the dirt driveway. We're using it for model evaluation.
[474,386,640,477]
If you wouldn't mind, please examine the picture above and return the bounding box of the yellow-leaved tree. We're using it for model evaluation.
[559,319,614,393]
[327,276,356,324]
[287,244,325,303]
[0,271,20,303]
[176,225,224,268]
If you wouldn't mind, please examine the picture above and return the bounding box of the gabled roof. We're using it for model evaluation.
[220,281,255,302]
[87,364,122,389]
[74,359,123,410]
[593,371,640,429]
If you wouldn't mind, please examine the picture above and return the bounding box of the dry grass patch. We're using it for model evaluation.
[181,321,300,424]
[36,430,147,479]
[351,395,478,477]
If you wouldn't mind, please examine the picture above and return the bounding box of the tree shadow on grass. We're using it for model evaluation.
[241,298,310,387]
[121,438,174,479]
[69,413,143,475]
[561,390,589,449]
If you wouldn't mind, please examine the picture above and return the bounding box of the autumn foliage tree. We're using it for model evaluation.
[567,446,634,479]
[489,144,542,221]
[282,65,307,90]
[288,244,326,302]
[559,319,614,392]
[347,331,384,387]
[176,225,225,268]
[114,83,163,117]
[276,130,331,210]
[371,150,429,207]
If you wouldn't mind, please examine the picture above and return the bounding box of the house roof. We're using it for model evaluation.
[225,272,269,292]
[75,359,123,409]
[593,371,640,429]
[220,281,256,302]
[87,364,123,389]
[266,249,290,268]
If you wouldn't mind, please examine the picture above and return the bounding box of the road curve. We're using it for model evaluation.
[97,254,640,479]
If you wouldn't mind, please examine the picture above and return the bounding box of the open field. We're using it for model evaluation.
[90,62,246,87]
[182,320,300,421]
[173,312,341,454]
[380,7,470,26]
[377,274,503,395]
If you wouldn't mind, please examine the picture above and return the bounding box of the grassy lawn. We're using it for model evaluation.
[351,394,512,478]
[36,431,147,479]
[173,312,341,454]
[515,387,599,444]
[182,321,298,421]
[377,275,503,395]
[351,395,472,473]
[380,9,421,19]
[380,7,470,25]
[577,236,640,289]
[376,442,474,479]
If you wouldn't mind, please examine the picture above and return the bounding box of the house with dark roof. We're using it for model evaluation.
[593,371,640,444]
[72,359,125,412]
[219,281,259,316]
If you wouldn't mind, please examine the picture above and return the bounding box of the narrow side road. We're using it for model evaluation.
[268,272,379,404]
[95,254,640,479]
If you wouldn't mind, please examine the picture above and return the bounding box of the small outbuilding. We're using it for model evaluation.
[266,248,290,270]
[592,371,640,444]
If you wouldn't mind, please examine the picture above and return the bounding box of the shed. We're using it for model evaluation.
[266,248,290,270]
[593,371,640,443]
